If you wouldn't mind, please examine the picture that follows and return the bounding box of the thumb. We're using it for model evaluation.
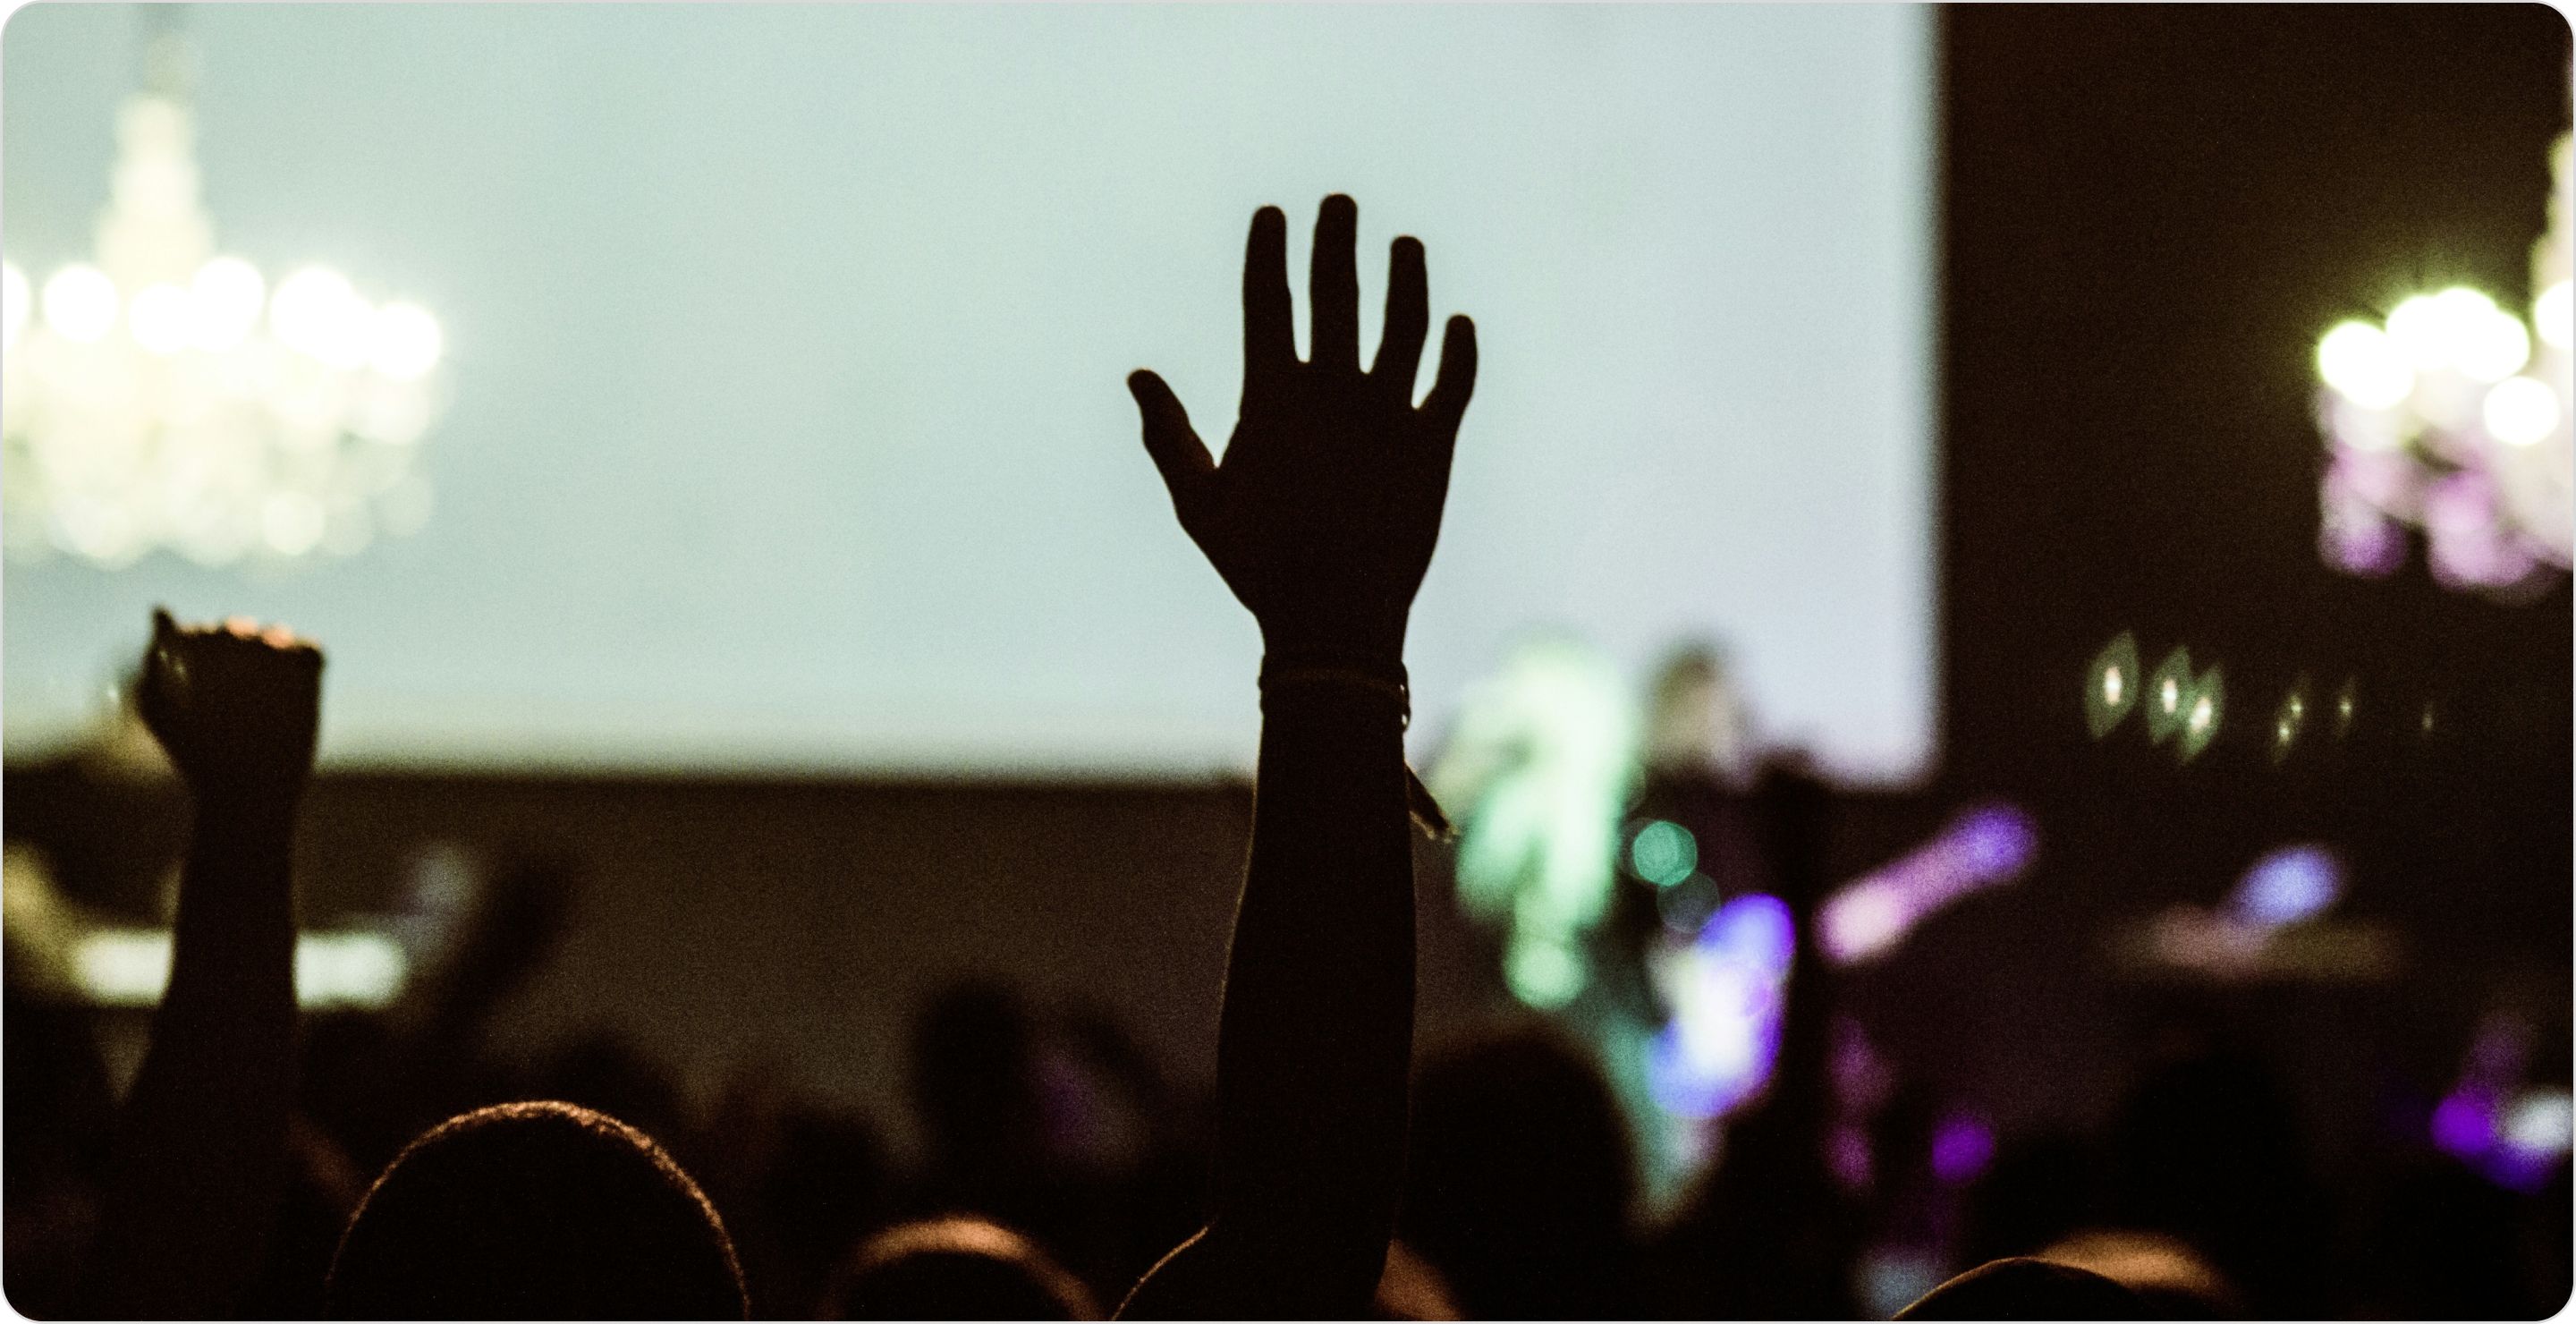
[1129,369,1213,511]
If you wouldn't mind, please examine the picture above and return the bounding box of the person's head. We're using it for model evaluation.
[326,1100,746,1320]
[820,1217,1096,1320]
[1896,1256,2163,1320]
[909,981,1046,1167]
[1399,1023,1638,1318]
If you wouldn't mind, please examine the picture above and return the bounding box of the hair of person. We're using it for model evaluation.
[820,1216,1097,1320]
[324,1099,746,1320]
[1896,1255,2163,1320]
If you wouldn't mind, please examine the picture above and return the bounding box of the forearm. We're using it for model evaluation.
[82,796,301,1318]
[1128,679,1415,1317]
[1220,677,1414,1210]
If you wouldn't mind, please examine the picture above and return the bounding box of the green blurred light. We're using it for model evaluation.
[1630,819,1699,887]
[2145,647,2194,743]
[2085,632,2141,738]
[1505,938,1586,1010]
[2177,665,2223,764]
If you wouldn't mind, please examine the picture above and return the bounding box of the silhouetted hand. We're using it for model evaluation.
[1130,195,1477,666]
[138,607,324,808]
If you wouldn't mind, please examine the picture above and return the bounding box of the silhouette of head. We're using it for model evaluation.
[1399,1023,1638,1319]
[820,1217,1095,1320]
[1896,1256,2159,1320]
[910,981,1046,1168]
[326,1100,746,1320]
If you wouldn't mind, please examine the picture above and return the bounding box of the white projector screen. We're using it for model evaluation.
[2,4,1934,782]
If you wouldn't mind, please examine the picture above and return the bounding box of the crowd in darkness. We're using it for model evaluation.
[4,198,2570,1320]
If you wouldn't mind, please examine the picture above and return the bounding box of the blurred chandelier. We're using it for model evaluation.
[2310,132,2572,598]
[1,17,445,570]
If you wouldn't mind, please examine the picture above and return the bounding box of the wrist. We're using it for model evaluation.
[1258,654,1411,726]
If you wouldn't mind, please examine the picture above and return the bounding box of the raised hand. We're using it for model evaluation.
[81,607,324,1318]
[138,607,324,807]
[1129,195,1477,666]
[1116,196,1466,1320]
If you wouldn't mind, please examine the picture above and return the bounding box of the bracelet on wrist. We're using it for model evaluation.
[1256,655,1451,838]
[1258,656,1411,728]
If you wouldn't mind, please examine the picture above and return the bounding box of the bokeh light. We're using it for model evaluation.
[2228,844,2343,928]
[2538,280,2572,350]
[188,256,267,352]
[1630,819,1699,887]
[125,281,195,354]
[2317,320,2413,409]
[2482,376,2560,447]
[269,266,372,369]
[41,264,119,343]
[2271,679,2309,762]
[2177,666,2222,763]
[368,301,445,380]
[2455,307,2531,383]
[1818,802,2037,965]
[72,928,406,1009]
[2084,632,2140,738]
[2146,647,2193,743]
[1930,1112,1996,1184]
[1648,892,1795,1120]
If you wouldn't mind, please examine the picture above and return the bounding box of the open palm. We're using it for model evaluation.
[1130,195,1477,666]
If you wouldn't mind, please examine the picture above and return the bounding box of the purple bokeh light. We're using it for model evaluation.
[1955,804,2039,880]
[1931,1112,1996,1184]
[1647,894,1795,1120]
[2228,844,2343,929]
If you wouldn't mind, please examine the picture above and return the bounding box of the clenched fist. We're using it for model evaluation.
[137,607,325,807]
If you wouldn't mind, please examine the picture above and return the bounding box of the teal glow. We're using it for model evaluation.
[1630,820,1699,887]
[1505,937,1587,1010]
[1432,634,1639,1012]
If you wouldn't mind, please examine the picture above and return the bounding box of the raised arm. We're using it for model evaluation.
[80,609,323,1319]
[1117,195,1477,1319]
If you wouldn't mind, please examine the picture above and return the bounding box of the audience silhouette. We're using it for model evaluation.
[4,195,2565,1322]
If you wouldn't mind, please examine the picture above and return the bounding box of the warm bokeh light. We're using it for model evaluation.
[41,264,119,343]
[125,281,195,354]
[188,256,267,351]
[262,491,328,556]
[2483,376,2560,447]
[2383,293,2450,368]
[269,266,372,369]
[368,301,445,380]
[2271,681,2309,761]
[2317,320,2414,409]
[72,928,407,1009]
[2538,280,2572,350]
[2455,308,2532,384]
